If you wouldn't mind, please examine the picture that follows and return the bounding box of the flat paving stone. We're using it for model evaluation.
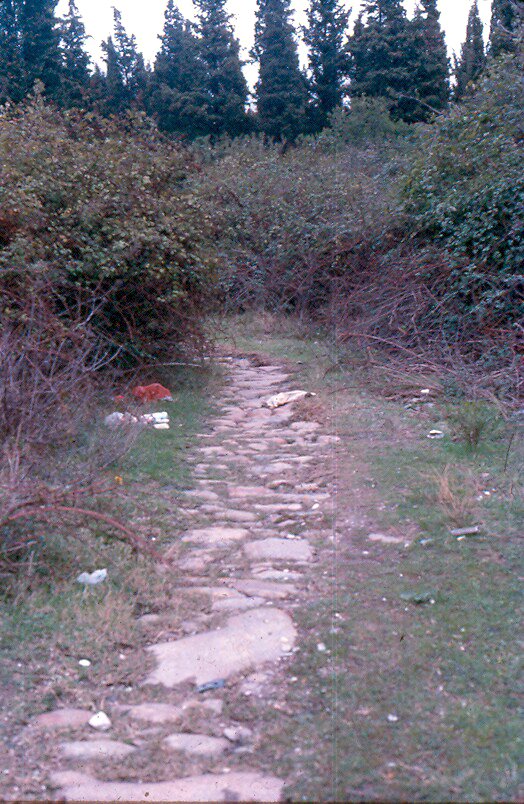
[125,699,220,724]
[164,733,229,756]
[367,532,406,544]
[33,708,92,730]
[244,537,313,562]
[145,607,296,687]
[231,579,298,600]
[182,527,249,545]
[60,740,136,761]
[184,489,220,502]
[212,595,266,611]
[217,509,258,523]
[228,485,273,498]
[50,770,284,802]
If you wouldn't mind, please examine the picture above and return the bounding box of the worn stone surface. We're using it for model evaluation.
[50,770,285,802]
[145,607,296,687]
[182,526,250,545]
[244,537,313,562]
[212,595,266,611]
[231,579,298,600]
[33,709,92,730]
[60,740,136,761]
[367,532,405,544]
[164,732,229,756]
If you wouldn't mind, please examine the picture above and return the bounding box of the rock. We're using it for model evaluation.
[244,537,313,562]
[88,712,111,731]
[290,421,321,433]
[231,579,297,600]
[182,527,249,545]
[125,699,223,724]
[60,740,136,761]
[145,608,296,687]
[212,595,266,612]
[164,733,229,756]
[50,770,284,802]
[228,486,273,499]
[33,708,92,730]
[253,503,302,512]
[184,490,220,502]
[223,725,253,744]
[220,509,258,523]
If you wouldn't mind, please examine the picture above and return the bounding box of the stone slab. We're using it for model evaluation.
[244,538,313,562]
[228,486,273,498]
[212,595,266,611]
[145,607,296,687]
[231,579,298,600]
[182,527,249,545]
[368,532,406,544]
[33,708,92,730]
[50,770,284,802]
[125,699,220,724]
[164,733,229,756]
[60,740,136,761]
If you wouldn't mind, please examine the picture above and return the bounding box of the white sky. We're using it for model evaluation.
[56,0,493,90]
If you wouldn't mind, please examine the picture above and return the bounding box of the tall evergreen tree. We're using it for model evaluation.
[59,0,90,107]
[0,0,24,103]
[101,8,147,114]
[151,0,208,136]
[489,0,520,57]
[454,1,486,99]
[20,0,62,98]
[409,0,449,120]
[253,0,308,141]
[348,0,418,121]
[303,0,350,130]
[194,0,248,137]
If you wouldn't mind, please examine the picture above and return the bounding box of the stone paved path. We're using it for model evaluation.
[48,355,337,801]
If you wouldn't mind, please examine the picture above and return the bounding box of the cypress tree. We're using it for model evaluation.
[0,0,25,103]
[489,0,520,57]
[409,0,449,121]
[303,0,350,130]
[20,0,62,99]
[111,7,147,108]
[194,0,248,137]
[101,35,126,114]
[151,0,208,137]
[59,0,90,107]
[348,0,418,121]
[454,1,486,100]
[253,0,308,141]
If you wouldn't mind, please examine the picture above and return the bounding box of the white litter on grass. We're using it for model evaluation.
[387,714,399,722]
[427,430,444,439]
[263,390,316,409]
[78,659,91,668]
[76,568,107,586]
[420,389,431,395]
[141,411,170,429]
[88,711,111,731]
[104,412,138,428]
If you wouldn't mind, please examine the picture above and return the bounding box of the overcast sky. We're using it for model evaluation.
[56,0,493,90]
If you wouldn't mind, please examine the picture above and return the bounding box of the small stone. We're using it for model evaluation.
[88,712,111,731]
[367,533,405,545]
[33,709,92,730]
[231,579,297,600]
[223,725,253,744]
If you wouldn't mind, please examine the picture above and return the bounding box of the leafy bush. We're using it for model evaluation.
[0,95,217,363]
[404,48,524,334]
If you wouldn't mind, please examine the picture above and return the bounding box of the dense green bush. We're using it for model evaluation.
[0,95,217,362]
[404,49,524,333]
[190,134,406,313]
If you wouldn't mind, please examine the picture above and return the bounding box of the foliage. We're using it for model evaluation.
[0,96,217,362]
[404,46,524,336]
[303,0,350,131]
[59,0,90,107]
[149,0,209,138]
[194,0,249,138]
[489,0,521,57]
[454,1,486,100]
[253,0,308,141]
[410,0,449,119]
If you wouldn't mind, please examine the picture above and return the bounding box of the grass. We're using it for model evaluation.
[218,314,523,802]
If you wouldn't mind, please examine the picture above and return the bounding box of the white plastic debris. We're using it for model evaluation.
[427,430,444,439]
[104,411,139,428]
[317,642,327,652]
[387,714,399,722]
[141,411,170,429]
[88,711,111,731]
[78,659,91,668]
[420,389,431,395]
[263,390,316,409]
[76,568,108,586]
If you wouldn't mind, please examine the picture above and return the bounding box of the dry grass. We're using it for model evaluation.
[428,465,480,525]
